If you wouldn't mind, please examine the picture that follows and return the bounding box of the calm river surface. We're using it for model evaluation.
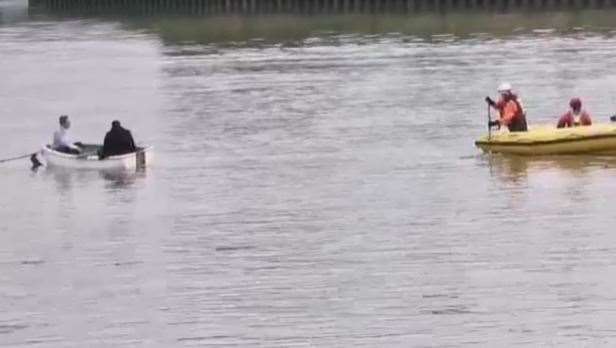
[3,0,616,346]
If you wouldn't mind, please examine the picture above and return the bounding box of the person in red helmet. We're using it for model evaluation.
[485,83,528,132]
[557,98,592,128]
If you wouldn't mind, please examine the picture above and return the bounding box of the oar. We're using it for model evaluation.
[0,153,33,164]
[487,104,492,140]
[0,152,42,170]
[30,153,43,170]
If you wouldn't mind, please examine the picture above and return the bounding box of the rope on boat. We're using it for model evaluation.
[0,153,35,164]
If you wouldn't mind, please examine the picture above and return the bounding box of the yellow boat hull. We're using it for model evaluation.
[475,124,616,156]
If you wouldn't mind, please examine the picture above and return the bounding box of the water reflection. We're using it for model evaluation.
[118,11,616,45]
[99,168,145,189]
[483,153,616,183]
[20,6,616,45]
[43,166,145,195]
[46,167,93,195]
[0,0,28,25]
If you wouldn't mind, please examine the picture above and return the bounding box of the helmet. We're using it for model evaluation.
[497,82,512,93]
[569,97,582,110]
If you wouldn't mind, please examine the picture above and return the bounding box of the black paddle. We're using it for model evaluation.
[487,104,492,140]
[0,152,42,171]
[0,153,33,164]
[30,153,43,170]
[485,97,501,138]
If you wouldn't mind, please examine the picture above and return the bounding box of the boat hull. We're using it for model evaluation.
[475,124,616,156]
[41,145,153,170]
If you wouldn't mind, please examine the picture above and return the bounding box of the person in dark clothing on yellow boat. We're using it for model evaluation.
[99,120,136,159]
[557,97,592,128]
[485,83,528,132]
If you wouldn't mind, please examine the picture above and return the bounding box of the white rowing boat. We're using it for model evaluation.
[40,144,153,170]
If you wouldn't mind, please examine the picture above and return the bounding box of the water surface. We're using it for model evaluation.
[3,3,616,346]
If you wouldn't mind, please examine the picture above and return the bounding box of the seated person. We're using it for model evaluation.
[100,120,136,159]
[557,98,592,128]
[52,115,82,154]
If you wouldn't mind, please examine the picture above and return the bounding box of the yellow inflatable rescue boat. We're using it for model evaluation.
[475,124,616,155]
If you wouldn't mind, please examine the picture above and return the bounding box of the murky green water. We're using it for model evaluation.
[3,1,616,346]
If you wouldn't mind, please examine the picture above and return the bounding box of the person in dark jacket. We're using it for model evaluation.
[100,120,136,159]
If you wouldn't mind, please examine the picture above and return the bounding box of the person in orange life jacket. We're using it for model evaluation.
[557,98,592,128]
[484,83,528,132]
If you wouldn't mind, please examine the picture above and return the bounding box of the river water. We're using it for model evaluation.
[3,0,616,346]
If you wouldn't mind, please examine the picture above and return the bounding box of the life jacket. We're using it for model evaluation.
[557,110,592,128]
[573,110,592,126]
[504,94,527,132]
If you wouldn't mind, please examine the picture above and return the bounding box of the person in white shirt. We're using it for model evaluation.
[52,115,82,154]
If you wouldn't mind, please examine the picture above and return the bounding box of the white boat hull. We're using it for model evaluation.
[41,145,153,170]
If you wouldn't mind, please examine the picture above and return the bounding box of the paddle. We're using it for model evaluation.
[30,153,43,170]
[487,103,492,140]
[0,152,42,170]
[0,153,33,164]
[485,97,501,138]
